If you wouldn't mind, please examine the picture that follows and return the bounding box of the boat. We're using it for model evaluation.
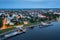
[3,31,24,39]
[0,26,26,40]
[23,28,26,32]
[39,22,52,27]
[4,32,18,38]
[0,32,19,40]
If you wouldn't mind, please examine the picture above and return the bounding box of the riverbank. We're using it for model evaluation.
[0,22,40,35]
[0,27,16,35]
[24,22,41,27]
[0,21,52,40]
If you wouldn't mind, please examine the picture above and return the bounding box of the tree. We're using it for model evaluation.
[0,17,3,28]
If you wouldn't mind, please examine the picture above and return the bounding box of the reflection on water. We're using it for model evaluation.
[6,16,60,40]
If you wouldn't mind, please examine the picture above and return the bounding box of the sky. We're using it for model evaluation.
[0,0,60,9]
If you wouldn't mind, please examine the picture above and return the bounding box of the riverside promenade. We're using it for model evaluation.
[0,29,18,39]
[0,23,41,40]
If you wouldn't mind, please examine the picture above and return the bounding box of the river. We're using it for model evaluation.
[6,17,60,40]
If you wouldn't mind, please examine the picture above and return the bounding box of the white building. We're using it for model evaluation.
[0,13,5,15]
[9,22,14,25]
[38,14,46,18]
[53,12,60,15]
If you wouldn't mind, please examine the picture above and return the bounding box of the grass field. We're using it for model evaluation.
[0,27,15,34]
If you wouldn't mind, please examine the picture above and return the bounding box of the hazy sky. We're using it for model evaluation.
[0,0,60,8]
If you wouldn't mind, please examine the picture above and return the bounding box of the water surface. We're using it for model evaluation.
[6,17,60,40]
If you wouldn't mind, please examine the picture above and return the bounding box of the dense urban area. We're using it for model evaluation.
[0,9,60,31]
[0,8,60,40]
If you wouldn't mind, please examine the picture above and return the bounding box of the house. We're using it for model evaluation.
[53,12,60,15]
[38,14,46,18]
[0,13,5,15]
[23,21,28,24]
[9,22,14,25]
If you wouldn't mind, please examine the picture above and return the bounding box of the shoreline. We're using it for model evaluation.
[0,22,41,35]
[0,28,17,35]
